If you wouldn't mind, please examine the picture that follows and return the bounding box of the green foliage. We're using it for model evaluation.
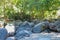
[0,0,60,21]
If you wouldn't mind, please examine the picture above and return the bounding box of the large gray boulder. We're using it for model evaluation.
[49,23,57,31]
[54,21,60,26]
[56,24,60,32]
[0,28,7,40]
[32,21,49,33]
[16,21,32,33]
[54,21,60,32]
[49,21,60,32]
[5,24,15,36]
[15,30,32,40]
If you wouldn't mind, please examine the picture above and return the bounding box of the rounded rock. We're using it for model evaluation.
[16,21,32,33]
[32,22,48,33]
[0,28,7,40]
[5,24,15,36]
[15,30,32,40]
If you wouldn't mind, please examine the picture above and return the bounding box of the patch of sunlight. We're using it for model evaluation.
[26,11,30,14]
[57,9,60,16]
[13,5,19,12]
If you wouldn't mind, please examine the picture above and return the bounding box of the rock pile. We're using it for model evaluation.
[0,20,60,40]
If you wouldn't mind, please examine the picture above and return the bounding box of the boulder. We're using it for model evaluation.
[49,21,60,32]
[54,21,60,26]
[6,37,15,40]
[32,22,49,33]
[0,28,7,40]
[49,23,57,31]
[56,24,60,32]
[5,24,15,36]
[15,30,32,40]
[16,21,32,33]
